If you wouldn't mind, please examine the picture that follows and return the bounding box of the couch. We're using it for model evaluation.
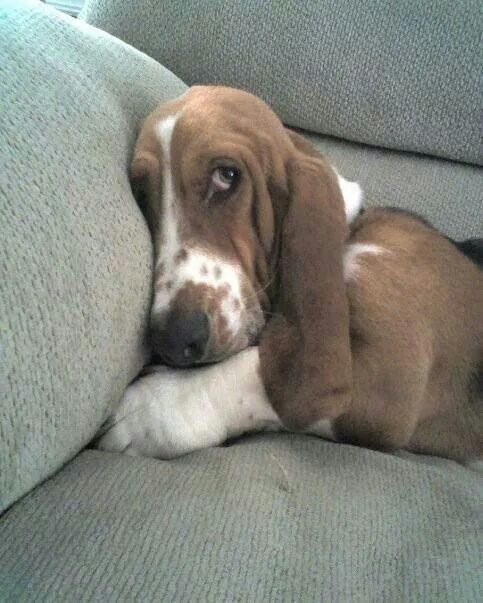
[1,0,481,600]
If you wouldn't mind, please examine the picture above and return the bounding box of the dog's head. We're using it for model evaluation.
[131,86,362,367]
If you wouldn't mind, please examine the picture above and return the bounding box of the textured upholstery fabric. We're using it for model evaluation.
[82,0,482,166]
[1,1,482,600]
[306,131,483,240]
[1,437,482,601]
[0,0,186,512]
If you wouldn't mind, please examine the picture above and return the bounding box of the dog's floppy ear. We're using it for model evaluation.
[260,151,352,429]
[285,128,323,159]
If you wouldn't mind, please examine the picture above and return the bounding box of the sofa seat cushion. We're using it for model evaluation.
[306,131,483,240]
[0,435,481,601]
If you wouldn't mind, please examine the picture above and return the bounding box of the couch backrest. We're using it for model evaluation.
[0,0,186,513]
[82,0,482,166]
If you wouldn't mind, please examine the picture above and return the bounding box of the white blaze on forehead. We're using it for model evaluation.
[343,243,385,280]
[155,114,181,268]
[152,113,244,338]
[157,114,178,162]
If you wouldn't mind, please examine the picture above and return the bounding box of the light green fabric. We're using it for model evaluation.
[0,0,187,512]
[82,0,482,166]
[1,437,482,601]
[305,130,483,239]
[1,2,482,600]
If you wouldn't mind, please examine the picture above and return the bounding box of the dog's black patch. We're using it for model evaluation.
[467,358,483,407]
[451,238,483,269]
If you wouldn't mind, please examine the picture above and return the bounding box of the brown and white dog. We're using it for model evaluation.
[97,86,483,462]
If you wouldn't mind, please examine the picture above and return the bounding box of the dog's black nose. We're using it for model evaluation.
[151,310,210,367]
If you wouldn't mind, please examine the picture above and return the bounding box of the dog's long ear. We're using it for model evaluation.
[260,152,352,429]
[285,128,323,159]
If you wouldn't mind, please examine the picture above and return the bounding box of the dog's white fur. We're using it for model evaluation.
[343,243,385,280]
[98,347,280,458]
[334,167,364,223]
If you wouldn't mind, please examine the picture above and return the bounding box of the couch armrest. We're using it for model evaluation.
[0,0,186,512]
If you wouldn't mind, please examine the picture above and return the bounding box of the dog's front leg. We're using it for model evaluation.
[96,347,282,459]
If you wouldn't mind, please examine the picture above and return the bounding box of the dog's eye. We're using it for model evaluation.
[208,166,240,198]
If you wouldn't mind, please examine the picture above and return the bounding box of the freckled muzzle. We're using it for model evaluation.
[150,265,265,367]
[150,277,236,366]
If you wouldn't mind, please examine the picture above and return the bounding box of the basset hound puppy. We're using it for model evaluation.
[97,86,483,462]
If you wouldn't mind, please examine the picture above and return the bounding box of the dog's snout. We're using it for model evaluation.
[151,310,210,367]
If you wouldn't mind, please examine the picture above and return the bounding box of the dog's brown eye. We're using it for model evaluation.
[209,166,240,197]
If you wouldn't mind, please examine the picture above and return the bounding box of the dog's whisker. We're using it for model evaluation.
[251,270,279,297]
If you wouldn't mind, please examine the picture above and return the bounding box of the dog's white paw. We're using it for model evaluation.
[96,348,280,459]
[96,367,228,459]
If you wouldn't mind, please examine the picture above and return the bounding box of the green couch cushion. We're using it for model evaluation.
[306,130,483,240]
[0,0,186,512]
[1,436,481,601]
[82,0,482,165]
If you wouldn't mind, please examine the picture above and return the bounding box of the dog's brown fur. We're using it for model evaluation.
[132,86,482,460]
[337,208,483,459]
